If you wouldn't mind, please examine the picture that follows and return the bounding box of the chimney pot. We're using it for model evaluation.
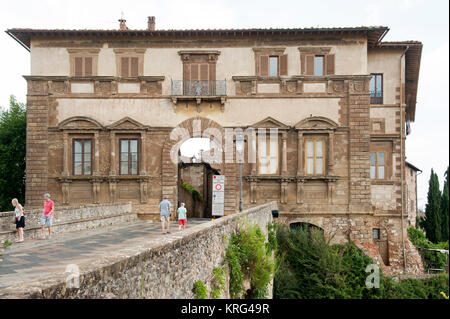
[148,16,156,30]
[118,18,128,30]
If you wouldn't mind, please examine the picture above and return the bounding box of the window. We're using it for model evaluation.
[73,139,92,175]
[372,228,380,240]
[370,151,386,180]
[370,74,383,104]
[120,57,139,77]
[299,49,335,76]
[119,139,139,175]
[253,48,288,77]
[74,57,93,77]
[305,138,325,175]
[68,48,99,77]
[314,56,324,76]
[269,56,279,77]
[258,136,278,174]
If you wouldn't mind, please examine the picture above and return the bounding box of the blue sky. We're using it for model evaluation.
[0,0,448,208]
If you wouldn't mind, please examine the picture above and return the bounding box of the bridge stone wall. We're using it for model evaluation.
[0,202,275,299]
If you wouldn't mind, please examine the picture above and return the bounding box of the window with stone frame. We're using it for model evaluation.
[304,137,326,176]
[253,48,288,77]
[114,49,145,77]
[73,139,92,175]
[370,141,392,180]
[119,138,139,175]
[298,47,335,76]
[120,57,140,77]
[179,51,220,96]
[258,134,279,175]
[68,49,100,77]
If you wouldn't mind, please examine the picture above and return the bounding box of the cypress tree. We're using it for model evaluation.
[441,167,449,242]
[424,169,442,243]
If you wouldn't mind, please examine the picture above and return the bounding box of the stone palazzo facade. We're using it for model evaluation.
[7,20,423,273]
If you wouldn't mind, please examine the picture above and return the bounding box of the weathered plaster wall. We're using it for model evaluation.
[0,202,275,299]
[368,49,403,105]
[54,97,341,127]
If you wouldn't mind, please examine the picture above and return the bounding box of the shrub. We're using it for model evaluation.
[211,267,226,299]
[274,225,450,299]
[274,225,380,299]
[408,227,449,271]
[225,221,274,299]
[193,280,208,299]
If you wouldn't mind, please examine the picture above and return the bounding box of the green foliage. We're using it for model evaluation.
[408,227,449,271]
[266,222,278,254]
[0,96,26,211]
[181,181,204,203]
[225,221,274,299]
[211,267,226,299]
[441,167,449,242]
[424,169,442,243]
[380,274,449,299]
[3,240,13,249]
[274,225,380,299]
[193,280,208,299]
[274,225,449,299]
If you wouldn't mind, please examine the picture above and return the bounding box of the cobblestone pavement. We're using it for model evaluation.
[0,218,209,290]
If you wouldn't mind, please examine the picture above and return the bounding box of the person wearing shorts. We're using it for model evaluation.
[12,198,25,243]
[177,203,187,231]
[158,196,172,234]
[41,193,54,239]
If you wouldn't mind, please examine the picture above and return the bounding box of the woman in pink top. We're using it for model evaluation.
[41,193,54,239]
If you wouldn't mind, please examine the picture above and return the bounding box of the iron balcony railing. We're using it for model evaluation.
[171,80,226,96]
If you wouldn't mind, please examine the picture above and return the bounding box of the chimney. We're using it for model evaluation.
[147,16,156,30]
[118,18,128,30]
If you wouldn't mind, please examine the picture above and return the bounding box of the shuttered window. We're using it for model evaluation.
[305,138,326,175]
[73,139,92,175]
[258,136,278,175]
[74,57,93,77]
[120,57,140,77]
[259,54,288,76]
[302,54,335,75]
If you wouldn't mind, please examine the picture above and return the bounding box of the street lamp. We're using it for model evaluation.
[235,133,245,212]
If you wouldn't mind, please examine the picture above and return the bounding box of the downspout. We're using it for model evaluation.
[400,46,409,269]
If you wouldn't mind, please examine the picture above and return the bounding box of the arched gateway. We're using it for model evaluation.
[161,117,226,210]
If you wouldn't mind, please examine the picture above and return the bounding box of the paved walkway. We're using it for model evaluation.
[0,218,209,291]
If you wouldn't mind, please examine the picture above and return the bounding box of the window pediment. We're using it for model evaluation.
[294,116,338,130]
[107,117,148,131]
[58,116,103,130]
[250,117,289,130]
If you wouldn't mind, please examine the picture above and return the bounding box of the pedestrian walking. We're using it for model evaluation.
[158,196,172,234]
[177,203,187,231]
[11,198,25,243]
[41,193,54,239]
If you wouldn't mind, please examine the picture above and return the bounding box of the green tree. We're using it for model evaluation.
[424,169,442,243]
[441,167,449,242]
[0,96,26,211]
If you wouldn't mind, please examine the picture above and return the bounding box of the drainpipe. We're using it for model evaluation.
[400,46,409,269]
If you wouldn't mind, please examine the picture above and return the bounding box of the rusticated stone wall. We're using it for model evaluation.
[0,202,274,299]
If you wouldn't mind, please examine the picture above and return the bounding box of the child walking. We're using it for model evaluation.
[177,203,187,231]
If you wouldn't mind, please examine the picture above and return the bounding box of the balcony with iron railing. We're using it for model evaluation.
[170,80,227,112]
[370,90,383,104]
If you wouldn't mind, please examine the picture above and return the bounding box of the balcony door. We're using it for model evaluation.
[183,55,216,95]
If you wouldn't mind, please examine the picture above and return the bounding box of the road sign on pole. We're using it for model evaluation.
[212,175,225,217]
